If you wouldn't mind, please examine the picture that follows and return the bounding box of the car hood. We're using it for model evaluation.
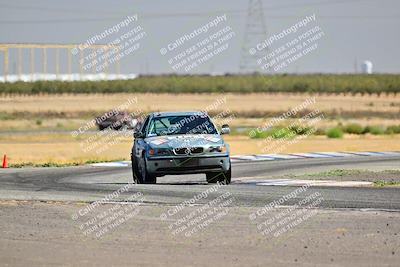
[145,134,224,149]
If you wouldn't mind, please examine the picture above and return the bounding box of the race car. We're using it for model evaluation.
[131,111,231,184]
[96,111,136,131]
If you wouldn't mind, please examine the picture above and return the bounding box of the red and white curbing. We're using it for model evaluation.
[233,178,373,187]
[230,151,400,162]
[90,151,400,167]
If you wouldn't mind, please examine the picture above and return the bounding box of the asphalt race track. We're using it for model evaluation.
[1,155,399,210]
[1,155,400,266]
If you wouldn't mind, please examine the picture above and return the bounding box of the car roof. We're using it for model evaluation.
[150,111,206,117]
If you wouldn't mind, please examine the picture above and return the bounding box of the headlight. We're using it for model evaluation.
[148,148,170,156]
[156,148,170,156]
[210,145,226,153]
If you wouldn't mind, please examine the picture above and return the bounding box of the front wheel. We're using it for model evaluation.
[131,155,140,183]
[137,156,157,184]
[206,172,220,183]
[206,160,231,185]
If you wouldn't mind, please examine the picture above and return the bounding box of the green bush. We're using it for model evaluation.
[249,127,297,139]
[344,123,364,134]
[362,126,371,134]
[363,125,384,135]
[385,125,400,134]
[369,126,385,135]
[326,127,343,138]
[270,128,297,139]
[249,130,268,139]
[288,125,313,135]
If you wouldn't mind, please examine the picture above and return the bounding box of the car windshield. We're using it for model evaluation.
[147,114,217,136]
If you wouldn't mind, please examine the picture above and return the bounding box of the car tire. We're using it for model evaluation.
[206,172,220,183]
[206,160,231,185]
[131,155,141,184]
[138,156,157,184]
[221,160,232,185]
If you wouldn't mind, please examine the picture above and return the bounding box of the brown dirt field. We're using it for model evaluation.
[1,93,399,114]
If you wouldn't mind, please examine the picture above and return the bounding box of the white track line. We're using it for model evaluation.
[91,161,130,167]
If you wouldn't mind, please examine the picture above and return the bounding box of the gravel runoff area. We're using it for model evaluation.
[0,200,399,267]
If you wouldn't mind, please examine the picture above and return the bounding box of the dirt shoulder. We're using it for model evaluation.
[0,201,399,266]
[283,169,400,186]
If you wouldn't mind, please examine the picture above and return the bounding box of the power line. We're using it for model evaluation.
[0,14,398,25]
[0,0,377,14]
[0,3,125,15]
[0,0,395,25]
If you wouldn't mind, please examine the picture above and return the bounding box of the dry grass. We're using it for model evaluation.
[1,93,399,114]
[1,117,400,133]
[1,133,399,164]
[226,135,400,155]
[0,119,86,132]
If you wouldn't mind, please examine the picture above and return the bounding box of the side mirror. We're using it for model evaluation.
[220,124,230,135]
[134,131,144,139]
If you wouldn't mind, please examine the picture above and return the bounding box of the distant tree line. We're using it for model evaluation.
[0,74,399,95]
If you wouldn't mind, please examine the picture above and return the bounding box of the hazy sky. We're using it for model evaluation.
[0,0,399,75]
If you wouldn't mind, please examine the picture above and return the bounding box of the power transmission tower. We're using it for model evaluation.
[239,0,268,74]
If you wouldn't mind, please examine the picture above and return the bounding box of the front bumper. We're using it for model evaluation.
[146,155,230,175]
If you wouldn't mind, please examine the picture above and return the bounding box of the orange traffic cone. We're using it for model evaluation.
[2,154,8,168]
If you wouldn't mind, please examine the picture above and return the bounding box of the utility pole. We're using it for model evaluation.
[239,0,268,74]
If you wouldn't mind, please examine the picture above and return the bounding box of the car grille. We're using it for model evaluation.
[173,147,204,155]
